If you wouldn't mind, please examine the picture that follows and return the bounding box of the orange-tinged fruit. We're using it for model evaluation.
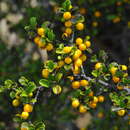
[34,36,40,44]
[88,91,94,97]
[28,92,33,97]
[79,44,86,51]
[72,81,80,89]
[92,21,98,27]
[62,33,69,38]
[94,11,101,18]
[97,112,104,118]
[98,95,105,102]
[72,99,80,108]
[80,80,89,86]
[113,17,120,23]
[89,101,97,109]
[24,104,33,113]
[65,28,72,35]
[46,43,54,51]
[93,96,98,103]
[121,65,127,71]
[79,105,87,113]
[76,23,84,31]
[37,28,44,36]
[117,109,125,116]
[95,62,102,70]
[76,37,83,45]
[42,69,49,78]
[64,20,72,27]
[21,128,28,130]
[75,58,82,67]
[63,12,72,20]
[110,67,118,75]
[79,8,87,15]
[85,41,91,48]
[63,46,72,53]
[123,73,128,77]
[21,112,29,119]
[37,40,46,48]
[64,57,72,64]
[67,76,74,81]
[12,99,20,107]
[112,76,120,83]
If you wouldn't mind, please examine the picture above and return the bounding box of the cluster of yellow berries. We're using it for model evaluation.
[62,11,84,37]
[34,28,53,51]
[109,65,128,83]
[71,95,105,113]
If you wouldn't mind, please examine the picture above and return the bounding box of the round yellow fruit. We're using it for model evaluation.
[89,101,97,109]
[80,80,89,86]
[64,57,72,64]
[24,104,33,113]
[121,65,127,71]
[80,54,87,62]
[34,36,40,44]
[63,46,72,53]
[12,99,20,107]
[79,44,86,51]
[63,12,72,20]
[64,20,72,27]
[65,28,72,35]
[98,95,105,103]
[52,85,62,95]
[46,43,54,51]
[117,109,125,116]
[57,60,64,68]
[88,91,94,97]
[21,112,29,119]
[85,41,91,48]
[76,37,83,45]
[73,49,82,60]
[110,67,118,75]
[117,86,124,90]
[72,99,80,108]
[94,11,101,18]
[42,69,49,78]
[37,28,44,36]
[75,58,82,67]
[72,81,80,89]
[112,76,120,83]
[95,62,102,70]
[93,96,98,103]
[79,105,87,113]
[76,23,84,30]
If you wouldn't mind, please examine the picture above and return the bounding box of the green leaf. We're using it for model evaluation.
[39,79,50,88]
[45,28,55,41]
[107,14,117,20]
[26,82,37,94]
[90,55,98,62]
[91,70,101,77]
[56,73,63,81]
[4,80,13,88]
[62,0,71,11]
[10,91,16,99]
[19,76,28,86]
[30,17,37,29]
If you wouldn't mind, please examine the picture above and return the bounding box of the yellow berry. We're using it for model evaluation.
[79,105,87,113]
[12,99,20,107]
[80,80,89,86]
[37,28,44,36]
[37,40,46,48]
[24,104,33,113]
[46,43,54,51]
[80,54,87,62]
[64,20,72,27]
[76,23,84,31]
[57,60,64,68]
[97,112,104,118]
[28,93,33,97]
[110,67,118,75]
[42,69,49,78]
[76,37,83,45]
[121,65,127,71]
[79,44,86,51]
[117,86,124,90]
[117,109,125,116]
[98,95,105,103]
[21,112,29,119]
[63,12,72,20]
[65,28,72,35]
[93,96,98,103]
[88,91,94,97]
[72,99,80,108]
[75,58,82,67]
[112,76,120,83]
[63,46,72,53]
[52,85,62,95]
[92,21,98,27]
[34,36,40,44]
[85,41,91,48]
[79,8,87,15]
[113,17,120,23]
[89,101,97,109]
[95,62,102,70]
[64,57,72,64]
[72,81,80,89]
[67,76,74,81]
[62,33,69,38]
[73,49,82,60]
